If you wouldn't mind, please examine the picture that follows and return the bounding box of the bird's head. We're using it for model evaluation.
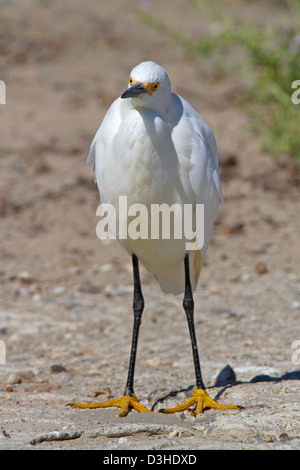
[121,61,171,110]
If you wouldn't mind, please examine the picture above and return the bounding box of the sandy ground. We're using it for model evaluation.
[0,0,299,450]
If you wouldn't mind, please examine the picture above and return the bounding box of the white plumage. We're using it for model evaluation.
[88,61,222,294]
[70,61,242,417]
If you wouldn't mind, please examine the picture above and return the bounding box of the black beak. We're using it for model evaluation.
[121,82,147,99]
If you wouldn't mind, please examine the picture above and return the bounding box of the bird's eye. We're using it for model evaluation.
[153,83,159,91]
[129,78,133,85]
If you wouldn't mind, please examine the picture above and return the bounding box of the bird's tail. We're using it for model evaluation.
[152,250,202,295]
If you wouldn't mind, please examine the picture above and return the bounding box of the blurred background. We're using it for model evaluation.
[0,0,299,441]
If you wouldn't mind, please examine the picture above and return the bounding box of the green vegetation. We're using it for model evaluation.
[138,0,300,160]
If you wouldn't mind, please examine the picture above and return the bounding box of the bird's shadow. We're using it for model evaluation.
[150,365,300,411]
[213,366,300,402]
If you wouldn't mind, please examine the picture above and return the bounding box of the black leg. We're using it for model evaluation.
[70,253,150,415]
[124,253,144,397]
[183,253,206,390]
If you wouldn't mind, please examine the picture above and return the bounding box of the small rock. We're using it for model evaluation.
[99,264,113,272]
[30,430,84,445]
[118,437,128,444]
[51,364,68,373]
[53,286,66,294]
[18,288,29,297]
[80,282,101,294]
[6,370,37,384]
[279,432,291,441]
[87,388,111,399]
[255,262,268,275]
[221,223,244,236]
[20,383,59,393]
[241,273,251,282]
[17,271,35,284]
[35,160,51,174]
[219,152,238,167]
[214,364,237,387]
[263,434,276,442]
[104,285,131,297]
[168,429,182,439]
[146,357,161,367]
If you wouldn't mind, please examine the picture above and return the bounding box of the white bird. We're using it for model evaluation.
[71,61,241,416]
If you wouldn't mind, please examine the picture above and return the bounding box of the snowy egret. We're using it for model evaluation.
[71,61,241,416]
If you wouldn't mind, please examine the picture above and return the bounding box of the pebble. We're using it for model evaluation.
[118,437,128,445]
[219,152,238,167]
[221,223,244,236]
[87,388,111,398]
[18,288,29,297]
[6,370,37,384]
[53,286,66,294]
[17,271,35,284]
[214,364,237,387]
[255,262,268,275]
[99,264,113,272]
[30,430,84,445]
[168,429,182,439]
[80,282,101,294]
[104,285,131,297]
[50,364,68,373]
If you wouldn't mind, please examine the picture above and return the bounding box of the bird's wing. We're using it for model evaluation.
[87,98,123,197]
[190,114,223,205]
[186,98,223,204]
[172,95,223,254]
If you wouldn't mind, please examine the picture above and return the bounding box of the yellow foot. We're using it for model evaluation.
[160,387,243,416]
[70,393,151,417]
